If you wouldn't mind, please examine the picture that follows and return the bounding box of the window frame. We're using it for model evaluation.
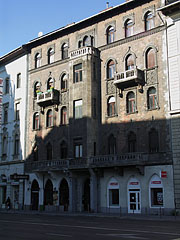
[107,60,115,79]
[73,63,83,83]
[17,73,21,88]
[125,19,133,38]
[74,140,83,158]
[61,106,67,125]
[35,52,41,68]
[47,48,54,64]
[147,87,157,110]
[74,99,83,119]
[5,78,9,94]
[149,128,159,153]
[62,43,68,60]
[107,26,115,44]
[127,91,136,114]
[145,11,154,31]
[46,109,53,128]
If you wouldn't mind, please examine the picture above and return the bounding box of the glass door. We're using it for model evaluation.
[128,190,141,213]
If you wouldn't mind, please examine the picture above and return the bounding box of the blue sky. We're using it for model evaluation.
[0,0,124,57]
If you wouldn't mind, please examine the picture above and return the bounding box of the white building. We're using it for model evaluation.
[0,47,28,209]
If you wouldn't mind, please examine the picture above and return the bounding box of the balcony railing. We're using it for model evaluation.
[114,67,144,88]
[70,46,98,59]
[36,89,59,107]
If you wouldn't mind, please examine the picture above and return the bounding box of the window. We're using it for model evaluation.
[17,73,21,88]
[35,53,41,68]
[108,134,116,155]
[2,136,7,156]
[73,63,82,83]
[46,109,53,127]
[78,41,82,48]
[145,11,154,31]
[125,19,133,37]
[128,131,136,152]
[14,134,19,156]
[147,87,157,110]
[33,145,38,161]
[108,178,120,207]
[74,140,82,158]
[62,43,68,60]
[149,128,159,152]
[5,78,9,94]
[60,141,67,159]
[3,106,8,124]
[47,48,54,64]
[74,99,82,119]
[34,82,40,97]
[33,112,40,130]
[61,74,67,91]
[126,54,134,70]
[46,143,52,160]
[107,26,115,44]
[150,175,163,207]
[107,60,115,79]
[15,103,20,121]
[61,107,67,125]
[107,96,115,116]
[83,36,89,46]
[146,48,155,69]
[47,78,54,90]
[127,92,136,113]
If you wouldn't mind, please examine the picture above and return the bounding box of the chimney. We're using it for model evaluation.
[106,1,109,8]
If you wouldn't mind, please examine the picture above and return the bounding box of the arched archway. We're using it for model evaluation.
[83,179,90,211]
[44,179,53,205]
[31,180,39,210]
[59,178,69,211]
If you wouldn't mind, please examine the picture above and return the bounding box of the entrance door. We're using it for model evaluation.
[83,179,90,211]
[59,178,69,211]
[128,190,141,213]
[31,180,39,210]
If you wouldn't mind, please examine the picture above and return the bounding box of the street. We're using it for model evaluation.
[0,213,180,240]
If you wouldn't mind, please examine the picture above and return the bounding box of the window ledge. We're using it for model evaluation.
[126,110,138,115]
[146,107,160,111]
[106,114,118,118]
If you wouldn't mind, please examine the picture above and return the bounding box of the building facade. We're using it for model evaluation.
[0,48,28,209]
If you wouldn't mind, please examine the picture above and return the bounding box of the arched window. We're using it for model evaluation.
[146,48,156,69]
[34,82,40,97]
[127,91,136,113]
[61,74,67,91]
[107,96,115,116]
[14,134,19,155]
[33,112,40,130]
[147,87,157,110]
[47,48,54,64]
[35,53,41,68]
[107,60,115,79]
[126,54,134,70]
[125,19,133,37]
[60,141,68,159]
[108,134,116,155]
[149,128,159,152]
[47,78,54,90]
[107,26,115,44]
[62,43,68,60]
[145,11,154,31]
[33,144,38,161]
[128,131,136,152]
[46,143,52,160]
[83,36,89,46]
[61,106,67,125]
[46,109,53,127]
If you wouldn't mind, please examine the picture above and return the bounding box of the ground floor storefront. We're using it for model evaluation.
[24,164,175,215]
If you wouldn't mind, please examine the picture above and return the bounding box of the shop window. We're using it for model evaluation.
[108,134,116,155]
[125,19,133,38]
[5,78,9,94]
[127,91,136,114]
[47,48,54,64]
[46,143,52,160]
[107,26,115,44]
[73,63,82,83]
[46,109,53,127]
[61,106,67,125]
[74,99,82,119]
[145,11,154,31]
[15,102,20,121]
[17,73,21,88]
[60,141,68,159]
[61,74,67,91]
[151,188,163,206]
[74,140,82,158]
[33,112,40,130]
[107,60,115,79]
[109,189,119,206]
[149,128,159,152]
[126,54,135,70]
[147,87,157,110]
[62,43,68,60]
[146,48,156,69]
[128,131,136,152]
[107,96,115,117]
[35,53,41,68]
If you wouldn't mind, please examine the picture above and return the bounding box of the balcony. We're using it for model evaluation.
[70,46,98,59]
[36,89,59,107]
[114,67,144,89]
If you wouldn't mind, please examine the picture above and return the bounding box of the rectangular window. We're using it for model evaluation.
[73,63,82,83]
[109,189,119,206]
[74,139,83,158]
[74,99,82,119]
[5,78,9,94]
[14,138,19,155]
[3,106,8,124]
[151,188,163,207]
[15,103,20,121]
[17,73,21,88]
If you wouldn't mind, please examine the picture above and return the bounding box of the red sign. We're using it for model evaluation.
[161,171,167,178]
[110,182,118,186]
[151,181,161,184]
[129,182,139,185]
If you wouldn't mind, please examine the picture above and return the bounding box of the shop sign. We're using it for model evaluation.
[10,174,29,180]
[129,182,139,185]
[110,182,118,186]
[151,181,161,184]
[160,171,167,178]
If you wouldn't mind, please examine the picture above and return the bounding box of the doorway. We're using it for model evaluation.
[83,179,90,211]
[44,179,53,205]
[31,180,39,210]
[128,190,141,213]
[59,178,69,211]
